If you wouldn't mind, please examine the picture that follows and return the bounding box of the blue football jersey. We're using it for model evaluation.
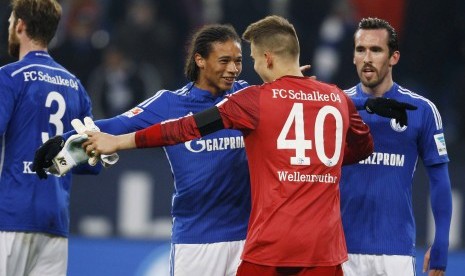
[341,83,449,255]
[96,81,251,243]
[0,51,93,237]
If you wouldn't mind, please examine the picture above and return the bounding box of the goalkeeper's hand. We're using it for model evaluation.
[47,134,90,176]
[32,117,119,179]
[70,117,119,167]
[32,136,65,179]
[50,117,120,176]
[364,98,417,127]
[71,117,101,166]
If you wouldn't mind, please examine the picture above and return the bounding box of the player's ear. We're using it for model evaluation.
[15,18,25,34]
[265,51,273,68]
[194,53,205,69]
[389,51,400,67]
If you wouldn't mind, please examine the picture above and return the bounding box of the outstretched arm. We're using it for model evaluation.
[82,106,225,155]
[32,117,128,179]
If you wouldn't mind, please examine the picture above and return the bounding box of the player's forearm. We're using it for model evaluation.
[135,123,164,148]
[84,131,136,154]
[135,116,202,148]
[426,163,452,269]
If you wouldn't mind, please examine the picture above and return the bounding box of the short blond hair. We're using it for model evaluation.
[242,15,299,59]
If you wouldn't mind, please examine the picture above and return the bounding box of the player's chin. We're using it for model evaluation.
[222,77,236,88]
[220,83,234,91]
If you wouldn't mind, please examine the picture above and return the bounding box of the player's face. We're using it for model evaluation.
[197,39,242,95]
[250,43,272,83]
[353,29,399,90]
[8,12,20,59]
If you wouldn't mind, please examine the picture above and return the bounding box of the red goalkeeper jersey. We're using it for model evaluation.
[135,76,373,267]
[216,76,372,266]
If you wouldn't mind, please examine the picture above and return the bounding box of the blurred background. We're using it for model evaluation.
[1,0,464,275]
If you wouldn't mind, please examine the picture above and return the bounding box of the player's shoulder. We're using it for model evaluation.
[303,78,347,99]
[119,88,173,119]
[223,80,249,96]
[0,59,22,76]
[2,56,76,80]
[394,84,439,110]
[0,59,33,87]
[234,79,249,90]
[261,76,340,91]
[138,89,172,106]
[136,83,192,110]
[343,85,358,97]
[395,84,443,128]
[298,76,343,93]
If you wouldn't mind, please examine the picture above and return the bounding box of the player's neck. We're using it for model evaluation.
[19,40,47,60]
[272,62,303,80]
[193,81,223,97]
[361,79,394,97]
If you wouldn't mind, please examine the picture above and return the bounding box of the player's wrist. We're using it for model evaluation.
[429,243,449,271]
[118,133,136,151]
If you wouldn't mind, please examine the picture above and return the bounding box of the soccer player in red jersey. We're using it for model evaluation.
[81,15,374,276]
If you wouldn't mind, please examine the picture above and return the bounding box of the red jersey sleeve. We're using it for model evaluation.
[135,86,261,148]
[342,92,374,164]
[135,115,201,148]
[217,86,261,133]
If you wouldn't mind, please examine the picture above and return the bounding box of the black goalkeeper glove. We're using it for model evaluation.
[364,98,417,127]
[32,136,65,179]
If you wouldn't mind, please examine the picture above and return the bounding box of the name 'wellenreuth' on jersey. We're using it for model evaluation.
[359,151,405,167]
[22,70,79,90]
[277,171,338,184]
[271,89,342,103]
[185,136,245,153]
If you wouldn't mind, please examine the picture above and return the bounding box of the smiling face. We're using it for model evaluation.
[195,39,242,95]
[353,28,399,94]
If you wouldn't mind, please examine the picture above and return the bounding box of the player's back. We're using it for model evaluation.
[231,76,352,266]
[0,51,92,237]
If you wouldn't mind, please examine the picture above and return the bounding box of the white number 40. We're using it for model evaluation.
[277,103,343,167]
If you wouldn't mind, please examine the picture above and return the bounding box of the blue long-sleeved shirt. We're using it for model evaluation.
[92,82,251,244]
[0,51,93,237]
[341,83,452,269]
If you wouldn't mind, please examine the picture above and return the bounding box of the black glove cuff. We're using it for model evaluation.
[49,135,65,147]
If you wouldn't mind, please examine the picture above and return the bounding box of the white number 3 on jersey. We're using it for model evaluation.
[42,91,66,143]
